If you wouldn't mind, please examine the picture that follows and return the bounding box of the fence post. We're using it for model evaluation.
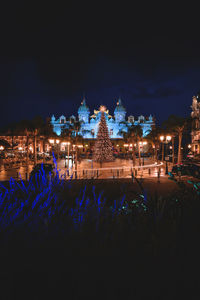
[135,169,137,177]
[148,168,151,176]
[131,170,134,182]
[157,168,160,183]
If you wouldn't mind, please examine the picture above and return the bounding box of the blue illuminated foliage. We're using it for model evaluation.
[1,154,199,249]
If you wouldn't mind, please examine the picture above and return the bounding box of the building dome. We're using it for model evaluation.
[78,98,90,113]
[114,98,126,113]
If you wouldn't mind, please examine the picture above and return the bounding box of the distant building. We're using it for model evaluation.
[51,98,155,139]
[191,94,200,153]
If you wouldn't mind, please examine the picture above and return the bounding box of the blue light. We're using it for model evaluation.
[51,99,154,139]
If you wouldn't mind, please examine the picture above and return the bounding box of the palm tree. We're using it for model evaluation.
[40,120,55,163]
[162,115,190,165]
[70,120,83,171]
[134,125,144,166]
[119,124,143,166]
[145,126,162,162]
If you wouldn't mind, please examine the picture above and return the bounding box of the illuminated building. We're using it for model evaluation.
[51,98,155,139]
[191,94,200,153]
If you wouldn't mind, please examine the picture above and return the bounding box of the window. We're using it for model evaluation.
[110,129,113,136]
[91,129,95,135]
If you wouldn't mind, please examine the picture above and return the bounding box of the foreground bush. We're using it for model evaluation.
[0,163,199,259]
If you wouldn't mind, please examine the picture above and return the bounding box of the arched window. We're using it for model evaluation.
[60,116,66,124]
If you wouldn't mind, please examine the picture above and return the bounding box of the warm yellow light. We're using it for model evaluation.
[56,139,60,144]
[78,145,83,148]
[86,144,88,147]
[160,136,164,141]
[129,144,133,147]
[49,139,54,144]
[188,144,191,148]
[169,146,172,149]
[18,147,23,151]
[100,105,106,112]
[166,136,171,141]
[134,143,136,146]
[117,144,119,147]
[143,141,147,145]
[124,144,129,147]
[0,146,4,150]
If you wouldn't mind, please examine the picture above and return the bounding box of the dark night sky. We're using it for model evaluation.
[0,4,200,128]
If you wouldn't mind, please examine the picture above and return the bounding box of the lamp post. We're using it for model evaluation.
[142,141,147,165]
[55,139,60,160]
[159,135,172,175]
[62,142,71,168]
[48,139,55,161]
[0,146,4,169]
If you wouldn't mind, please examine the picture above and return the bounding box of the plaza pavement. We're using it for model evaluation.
[0,157,193,183]
[0,158,198,198]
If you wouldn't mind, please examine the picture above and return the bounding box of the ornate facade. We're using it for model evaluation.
[191,94,200,153]
[51,98,155,139]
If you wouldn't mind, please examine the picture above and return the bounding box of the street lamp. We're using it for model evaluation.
[0,146,4,151]
[159,135,172,174]
[66,142,70,168]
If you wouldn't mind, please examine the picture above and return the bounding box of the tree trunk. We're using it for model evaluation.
[155,142,158,162]
[138,141,141,166]
[132,146,136,166]
[26,132,29,167]
[43,138,45,164]
[161,143,164,161]
[75,145,78,171]
[34,130,37,166]
[172,136,175,165]
[177,133,182,165]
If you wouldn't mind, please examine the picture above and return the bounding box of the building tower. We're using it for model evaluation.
[114,98,126,123]
[78,98,90,123]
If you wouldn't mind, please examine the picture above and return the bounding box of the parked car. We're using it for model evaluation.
[193,154,200,161]
[186,152,195,159]
[140,152,151,157]
[171,163,200,178]
[171,164,189,176]
[30,163,55,181]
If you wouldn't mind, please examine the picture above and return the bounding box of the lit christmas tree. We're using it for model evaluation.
[93,106,114,165]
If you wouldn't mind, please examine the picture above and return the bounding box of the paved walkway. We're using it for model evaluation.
[0,158,173,181]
